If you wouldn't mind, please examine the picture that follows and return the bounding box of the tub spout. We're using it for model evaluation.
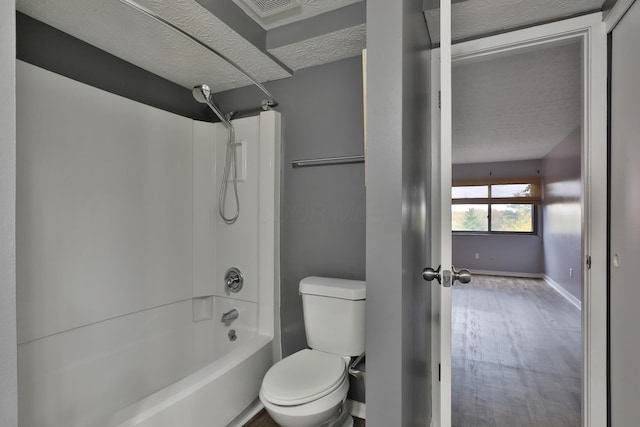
[221,308,239,323]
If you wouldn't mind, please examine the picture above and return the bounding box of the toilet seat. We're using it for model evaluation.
[260,349,347,406]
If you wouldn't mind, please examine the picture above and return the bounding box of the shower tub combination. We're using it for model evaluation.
[109,112,282,427]
[17,59,281,427]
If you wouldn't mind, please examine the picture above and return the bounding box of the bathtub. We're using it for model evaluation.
[109,331,274,427]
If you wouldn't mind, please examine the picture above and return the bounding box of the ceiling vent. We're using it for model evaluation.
[239,0,301,18]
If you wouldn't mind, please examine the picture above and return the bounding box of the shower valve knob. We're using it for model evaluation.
[224,267,244,294]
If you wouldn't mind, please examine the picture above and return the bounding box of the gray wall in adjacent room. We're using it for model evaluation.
[215,56,366,402]
[0,3,17,426]
[542,127,582,300]
[452,159,542,181]
[452,160,544,275]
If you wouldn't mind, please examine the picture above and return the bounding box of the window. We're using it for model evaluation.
[451,178,540,233]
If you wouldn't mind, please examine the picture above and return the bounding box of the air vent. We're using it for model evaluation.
[240,0,300,18]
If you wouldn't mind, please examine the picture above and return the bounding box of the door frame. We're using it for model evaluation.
[430,13,608,427]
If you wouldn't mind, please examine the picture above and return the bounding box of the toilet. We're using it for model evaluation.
[259,277,366,427]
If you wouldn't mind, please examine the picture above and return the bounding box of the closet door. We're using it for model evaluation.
[610,1,640,424]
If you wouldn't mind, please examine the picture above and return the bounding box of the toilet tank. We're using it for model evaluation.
[299,277,365,357]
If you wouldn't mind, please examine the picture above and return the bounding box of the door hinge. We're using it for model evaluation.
[438,91,441,109]
[438,363,441,382]
[586,255,592,270]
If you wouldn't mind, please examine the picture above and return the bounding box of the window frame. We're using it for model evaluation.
[451,177,541,235]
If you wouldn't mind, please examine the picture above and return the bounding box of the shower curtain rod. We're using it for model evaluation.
[120,0,278,110]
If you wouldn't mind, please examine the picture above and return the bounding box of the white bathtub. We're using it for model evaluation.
[109,333,274,427]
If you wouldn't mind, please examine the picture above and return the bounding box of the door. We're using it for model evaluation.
[610,1,640,424]
[427,1,453,425]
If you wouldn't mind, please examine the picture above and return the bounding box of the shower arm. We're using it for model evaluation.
[120,0,278,110]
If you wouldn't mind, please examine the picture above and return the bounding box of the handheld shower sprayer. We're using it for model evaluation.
[191,84,210,104]
[193,84,240,224]
[192,84,232,128]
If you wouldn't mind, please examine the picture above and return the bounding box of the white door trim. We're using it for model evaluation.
[604,0,637,33]
[437,13,608,427]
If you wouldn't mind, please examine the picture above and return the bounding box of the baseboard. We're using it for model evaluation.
[346,399,366,419]
[543,275,582,310]
[470,269,544,279]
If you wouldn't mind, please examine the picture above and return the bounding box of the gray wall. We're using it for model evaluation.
[0,2,17,426]
[452,159,541,181]
[365,1,431,425]
[452,160,544,275]
[542,127,582,300]
[215,56,366,401]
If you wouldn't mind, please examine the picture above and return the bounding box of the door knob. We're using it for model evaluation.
[422,265,471,287]
[452,266,471,284]
[422,265,442,284]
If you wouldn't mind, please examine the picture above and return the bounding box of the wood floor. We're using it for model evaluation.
[243,409,365,427]
[452,275,582,427]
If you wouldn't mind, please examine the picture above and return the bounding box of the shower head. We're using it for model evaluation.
[192,84,211,104]
[192,84,230,127]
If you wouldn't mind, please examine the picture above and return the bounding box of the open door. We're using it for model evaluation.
[424,1,455,425]
[422,1,471,425]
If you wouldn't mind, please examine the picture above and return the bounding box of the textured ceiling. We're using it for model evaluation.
[452,42,581,164]
[17,0,291,93]
[425,0,604,43]
[269,24,365,71]
[232,0,362,29]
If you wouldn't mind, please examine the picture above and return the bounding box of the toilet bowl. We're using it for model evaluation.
[260,277,365,427]
[259,349,353,427]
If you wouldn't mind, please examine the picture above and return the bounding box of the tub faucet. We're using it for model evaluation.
[221,308,239,323]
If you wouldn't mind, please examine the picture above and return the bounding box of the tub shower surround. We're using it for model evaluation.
[16,61,281,427]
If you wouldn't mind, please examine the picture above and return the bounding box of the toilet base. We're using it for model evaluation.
[321,401,353,427]
[263,398,354,427]
[340,417,354,427]
[341,417,354,427]
[333,406,354,427]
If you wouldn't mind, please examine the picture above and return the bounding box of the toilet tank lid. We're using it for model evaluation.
[299,277,366,300]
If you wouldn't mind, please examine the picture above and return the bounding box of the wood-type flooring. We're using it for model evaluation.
[452,275,581,427]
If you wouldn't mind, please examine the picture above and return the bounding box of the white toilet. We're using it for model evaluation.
[259,276,366,427]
